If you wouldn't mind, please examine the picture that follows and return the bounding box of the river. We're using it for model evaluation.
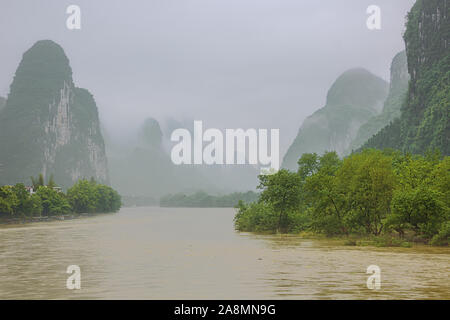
[0,207,448,299]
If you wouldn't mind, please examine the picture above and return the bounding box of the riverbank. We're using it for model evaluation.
[234,228,449,248]
[261,231,449,248]
[0,212,115,226]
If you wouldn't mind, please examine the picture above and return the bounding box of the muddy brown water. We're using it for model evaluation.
[0,207,448,299]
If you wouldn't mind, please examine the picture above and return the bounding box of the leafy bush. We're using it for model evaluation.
[431,222,450,246]
[234,201,278,233]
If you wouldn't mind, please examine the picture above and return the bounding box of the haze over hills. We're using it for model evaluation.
[107,117,190,197]
[0,0,446,200]
[349,51,409,152]
[282,0,449,169]
[363,0,450,155]
[0,40,108,188]
[282,68,389,170]
[107,116,259,198]
[0,39,260,197]
[0,96,5,112]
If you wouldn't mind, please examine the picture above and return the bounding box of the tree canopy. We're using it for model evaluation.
[235,149,450,246]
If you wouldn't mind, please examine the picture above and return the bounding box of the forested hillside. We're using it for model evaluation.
[349,51,409,152]
[282,68,388,170]
[363,0,449,155]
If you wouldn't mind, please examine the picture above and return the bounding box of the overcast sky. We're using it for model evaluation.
[0,0,415,154]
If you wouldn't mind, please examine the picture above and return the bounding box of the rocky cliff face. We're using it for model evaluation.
[0,40,108,188]
[349,51,409,152]
[282,68,388,170]
[364,0,449,154]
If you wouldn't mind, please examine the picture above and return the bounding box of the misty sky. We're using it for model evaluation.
[0,0,415,154]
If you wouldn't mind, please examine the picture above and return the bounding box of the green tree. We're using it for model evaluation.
[297,153,320,180]
[30,173,45,190]
[47,174,56,189]
[38,174,45,188]
[430,157,450,209]
[389,186,447,238]
[67,180,121,213]
[234,200,278,233]
[431,221,450,246]
[11,183,30,215]
[24,194,43,217]
[387,154,449,239]
[303,152,345,235]
[234,148,449,243]
[0,198,13,216]
[0,184,42,217]
[96,184,121,213]
[258,169,302,233]
[343,151,396,236]
[36,186,71,215]
[67,180,99,213]
[0,186,19,216]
